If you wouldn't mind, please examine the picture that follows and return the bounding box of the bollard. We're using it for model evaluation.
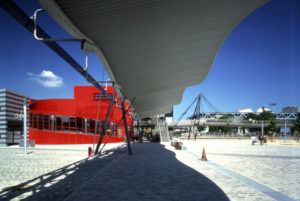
[88,146,93,158]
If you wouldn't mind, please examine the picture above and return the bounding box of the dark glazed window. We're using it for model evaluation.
[96,120,101,134]
[56,116,62,131]
[29,113,33,128]
[70,117,76,131]
[43,115,49,130]
[90,119,95,133]
[33,114,38,129]
[62,116,70,131]
[38,114,43,130]
[105,122,110,135]
[76,117,83,132]
[110,123,115,136]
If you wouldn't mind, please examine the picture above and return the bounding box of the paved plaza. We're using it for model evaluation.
[175,139,300,201]
[0,140,299,200]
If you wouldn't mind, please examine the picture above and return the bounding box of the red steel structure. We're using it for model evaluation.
[28,86,133,144]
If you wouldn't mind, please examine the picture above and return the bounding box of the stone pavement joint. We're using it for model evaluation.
[207,161,297,201]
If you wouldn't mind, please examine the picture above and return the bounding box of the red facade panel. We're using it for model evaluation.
[28,86,133,144]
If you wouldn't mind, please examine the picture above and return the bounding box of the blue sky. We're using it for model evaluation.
[0,0,299,119]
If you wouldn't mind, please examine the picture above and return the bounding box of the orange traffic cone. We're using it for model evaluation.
[201,147,207,161]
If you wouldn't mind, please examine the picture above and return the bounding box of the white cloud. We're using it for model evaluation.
[28,70,64,88]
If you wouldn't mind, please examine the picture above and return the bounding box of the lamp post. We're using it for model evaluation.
[23,98,27,155]
[261,106,265,136]
[284,119,287,142]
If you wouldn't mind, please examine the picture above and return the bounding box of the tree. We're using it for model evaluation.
[267,118,277,135]
[245,113,260,121]
[258,110,275,135]
[219,114,234,120]
[197,125,205,132]
[294,117,300,142]
[258,111,274,121]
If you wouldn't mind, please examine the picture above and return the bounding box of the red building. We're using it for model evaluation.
[28,86,133,144]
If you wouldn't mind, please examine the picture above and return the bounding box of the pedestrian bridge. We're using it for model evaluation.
[169,112,298,128]
[187,112,298,120]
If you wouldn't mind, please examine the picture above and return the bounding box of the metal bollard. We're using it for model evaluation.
[88,147,93,158]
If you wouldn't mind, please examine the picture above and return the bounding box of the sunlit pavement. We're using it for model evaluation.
[0,140,299,201]
[168,139,300,201]
[0,143,126,200]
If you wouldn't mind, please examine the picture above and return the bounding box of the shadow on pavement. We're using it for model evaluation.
[0,143,229,201]
[0,147,126,201]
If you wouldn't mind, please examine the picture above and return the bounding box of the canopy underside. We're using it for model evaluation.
[38,0,268,117]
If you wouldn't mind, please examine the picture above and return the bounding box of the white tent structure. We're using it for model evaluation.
[38,0,268,117]
[239,108,254,113]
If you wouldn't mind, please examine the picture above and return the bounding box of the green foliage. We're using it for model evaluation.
[259,111,275,121]
[267,118,277,133]
[197,125,205,132]
[209,126,232,133]
[246,111,275,121]
[245,113,260,121]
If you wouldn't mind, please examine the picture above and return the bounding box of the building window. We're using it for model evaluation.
[29,113,33,128]
[76,117,83,132]
[96,120,101,134]
[84,119,89,134]
[116,124,121,137]
[38,114,43,130]
[43,115,50,130]
[50,115,55,131]
[105,122,111,135]
[70,117,76,131]
[90,119,95,133]
[110,123,115,137]
[56,116,62,131]
[62,116,70,131]
[33,114,38,129]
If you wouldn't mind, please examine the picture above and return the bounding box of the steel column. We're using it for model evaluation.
[122,101,132,155]
[137,120,143,143]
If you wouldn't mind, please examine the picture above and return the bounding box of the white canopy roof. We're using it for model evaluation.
[38,0,268,117]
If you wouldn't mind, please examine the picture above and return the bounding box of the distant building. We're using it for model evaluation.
[0,89,27,146]
[282,106,298,113]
